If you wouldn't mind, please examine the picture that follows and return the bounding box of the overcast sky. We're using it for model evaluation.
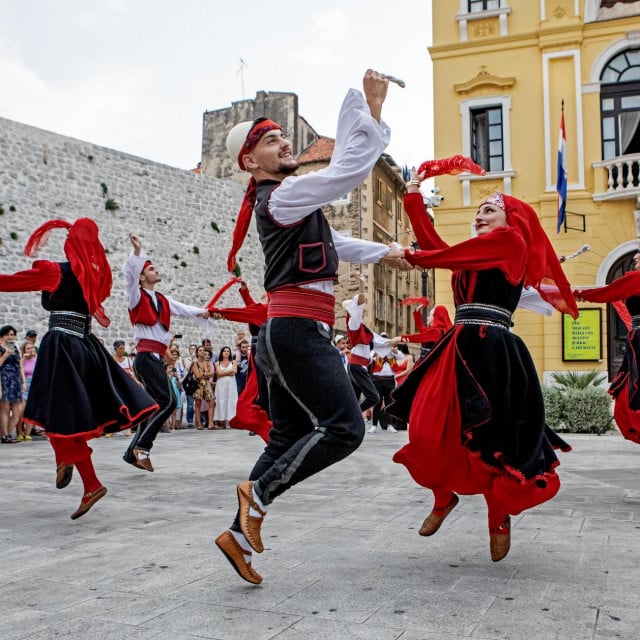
[0,0,434,172]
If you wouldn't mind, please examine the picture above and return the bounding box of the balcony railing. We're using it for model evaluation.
[592,153,640,202]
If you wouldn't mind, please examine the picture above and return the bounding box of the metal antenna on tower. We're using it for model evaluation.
[236,58,248,98]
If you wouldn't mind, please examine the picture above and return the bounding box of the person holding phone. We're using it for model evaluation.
[0,325,25,443]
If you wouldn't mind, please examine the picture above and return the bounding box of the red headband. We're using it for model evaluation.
[140,260,153,276]
[237,119,282,170]
[228,119,282,272]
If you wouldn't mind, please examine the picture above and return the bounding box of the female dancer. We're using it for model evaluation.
[573,250,640,444]
[390,172,577,561]
[0,218,158,518]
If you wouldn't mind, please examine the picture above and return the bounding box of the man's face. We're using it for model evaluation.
[240,342,249,355]
[140,264,161,286]
[336,339,346,350]
[243,130,299,178]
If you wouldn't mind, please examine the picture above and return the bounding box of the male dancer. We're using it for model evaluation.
[123,233,210,472]
[342,271,382,418]
[214,69,412,584]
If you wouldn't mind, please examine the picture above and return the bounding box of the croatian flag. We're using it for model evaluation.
[556,105,567,233]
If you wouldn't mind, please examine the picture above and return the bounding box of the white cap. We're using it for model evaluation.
[226,121,254,168]
[334,335,346,344]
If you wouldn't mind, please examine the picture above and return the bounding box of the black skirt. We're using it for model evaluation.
[24,329,158,439]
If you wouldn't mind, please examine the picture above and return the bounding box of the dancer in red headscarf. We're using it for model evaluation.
[573,249,640,444]
[400,298,453,361]
[388,168,578,562]
[0,218,158,519]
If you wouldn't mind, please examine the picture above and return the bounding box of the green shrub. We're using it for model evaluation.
[562,387,613,434]
[551,370,606,389]
[542,386,565,430]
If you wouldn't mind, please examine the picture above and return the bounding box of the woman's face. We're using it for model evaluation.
[168,348,179,362]
[24,344,36,358]
[474,203,508,236]
[189,345,197,356]
[0,329,16,345]
[196,346,206,359]
[221,347,231,359]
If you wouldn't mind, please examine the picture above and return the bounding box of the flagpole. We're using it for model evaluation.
[562,100,567,233]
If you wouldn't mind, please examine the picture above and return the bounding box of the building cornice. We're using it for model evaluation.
[454,67,515,94]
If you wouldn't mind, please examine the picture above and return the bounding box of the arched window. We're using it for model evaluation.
[600,49,640,160]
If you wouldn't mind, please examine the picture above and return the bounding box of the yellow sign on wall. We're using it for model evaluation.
[562,308,602,362]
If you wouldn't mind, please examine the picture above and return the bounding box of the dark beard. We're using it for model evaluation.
[279,160,299,176]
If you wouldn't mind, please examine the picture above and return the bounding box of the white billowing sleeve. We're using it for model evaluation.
[517,286,555,316]
[123,251,148,310]
[332,228,390,264]
[166,296,212,333]
[345,295,365,330]
[269,88,391,224]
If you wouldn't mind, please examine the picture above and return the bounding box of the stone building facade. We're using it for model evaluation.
[201,91,318,182]
[0,116,263,352]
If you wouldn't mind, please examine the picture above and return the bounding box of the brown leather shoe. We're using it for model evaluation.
[70,486,107,520]
[56,463,73,489]
[132,447,154,472]
[237,481,266,553]
[215,530,263,585]
[489,515,511,562]
[419,493,459,536]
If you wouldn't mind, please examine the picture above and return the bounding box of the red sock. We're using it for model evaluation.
[485,493,508,529]
[74,456,102,495]
[432,489,456,512]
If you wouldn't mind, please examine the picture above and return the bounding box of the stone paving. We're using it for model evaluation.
[0,427,638,640]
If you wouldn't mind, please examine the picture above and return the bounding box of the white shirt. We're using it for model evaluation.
[123,251,211,346]
[266,88,393,295]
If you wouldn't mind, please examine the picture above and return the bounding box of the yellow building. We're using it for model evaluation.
[429,0,640,381]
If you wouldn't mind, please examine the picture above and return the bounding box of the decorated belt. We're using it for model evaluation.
[48,310,92,337]
[632,315,640,330]
[454,303,512,329]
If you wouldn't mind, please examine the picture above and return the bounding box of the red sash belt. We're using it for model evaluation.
[349,354,370,367]
[267,286,335,326]
[136,339,168,356]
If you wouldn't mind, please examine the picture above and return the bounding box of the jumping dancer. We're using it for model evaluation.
[389,168,578,562]
[123,233,210,472]
[0,219,158,518]
[214,69,411,584]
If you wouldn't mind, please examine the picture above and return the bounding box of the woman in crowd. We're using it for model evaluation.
[191,345,215,429]
[0,218,158,518]
[19,340,38,440]
[166,345,184,430]
[0,325,25,443]
[213,345,238,429]
[572,250,640,444]
[182,344,198,426]
[389,168,577,562]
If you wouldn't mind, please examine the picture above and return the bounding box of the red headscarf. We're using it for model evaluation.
[431,304,453,331]
[481,193,578,318]
[227,118,282,272]
[24,218,113,327]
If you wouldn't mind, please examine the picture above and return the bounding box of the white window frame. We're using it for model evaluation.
[459,95,514,205]
[457,0,511,42]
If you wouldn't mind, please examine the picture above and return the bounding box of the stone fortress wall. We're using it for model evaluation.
[0,116,265,354]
